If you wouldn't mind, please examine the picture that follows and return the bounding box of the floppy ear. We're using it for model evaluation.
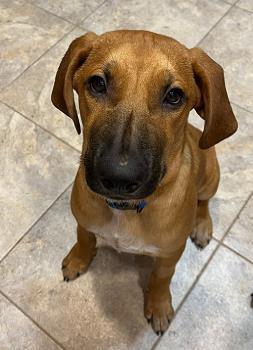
[190,48,238,149]
[51,32,97,134]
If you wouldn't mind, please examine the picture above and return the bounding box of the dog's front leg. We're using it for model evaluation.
[62,225,97,281]
[144,244,185,335]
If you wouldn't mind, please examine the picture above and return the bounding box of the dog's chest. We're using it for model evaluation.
[88,210,160,256]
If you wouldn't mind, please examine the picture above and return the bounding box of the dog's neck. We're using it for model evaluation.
[106,199,147,213]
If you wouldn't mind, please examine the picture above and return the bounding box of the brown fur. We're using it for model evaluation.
[52,30,237,335]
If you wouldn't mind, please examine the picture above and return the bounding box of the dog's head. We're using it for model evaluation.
[52,30,237,201]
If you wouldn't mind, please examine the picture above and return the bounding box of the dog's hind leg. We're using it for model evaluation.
[190,199,213,249]
[191,149,220,249]
[191,148,220,249]
[62,225,97,281]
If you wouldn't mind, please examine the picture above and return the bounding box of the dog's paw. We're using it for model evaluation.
[62,244,97,281]
[144,295,174,335]
[191,216,212,249]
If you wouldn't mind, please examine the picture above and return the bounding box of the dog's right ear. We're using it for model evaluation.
[190,48,237,149]
[51,32,97,134]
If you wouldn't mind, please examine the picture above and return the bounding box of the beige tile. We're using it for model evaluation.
[0,0,72,91]
[0,29,84,150]
[30,0,105,24]
[224,195,253,262]
[81,0,229,47]
[200,6,253,113]
[156,246,253,350]
[224,0,237,4]
[189,103,253,239]
[0,294,61,350]
[0,103,78,260]
[171,239,217,308]
[237,0,253,12]
[0,188,217,350]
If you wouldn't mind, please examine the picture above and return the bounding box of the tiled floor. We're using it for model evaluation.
[0,0,252,349]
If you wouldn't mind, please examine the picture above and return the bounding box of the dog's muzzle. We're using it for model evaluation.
[84,118,165,200]
[85,147,159,200]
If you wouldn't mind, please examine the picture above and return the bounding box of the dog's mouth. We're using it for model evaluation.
[105,198,148,213]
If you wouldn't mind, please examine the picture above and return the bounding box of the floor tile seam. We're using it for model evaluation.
[235,3,253,14]
[0,26,77,95]
[26,0,76,25]
[231,102,253,115]
[0,182,74,265]
[76,0,109,25]
[220,241,253,264]
[0,100,81,154]
[220,191,253,242]
[0,290,67,350]
[31,0,109,27]
[196,0,238,47]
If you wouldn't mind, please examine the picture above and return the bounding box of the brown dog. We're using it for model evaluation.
[51,30,237,335]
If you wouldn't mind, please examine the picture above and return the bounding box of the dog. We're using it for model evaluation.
[51,30,237,335]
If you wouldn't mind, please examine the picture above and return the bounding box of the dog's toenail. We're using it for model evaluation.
[76,272,80,278]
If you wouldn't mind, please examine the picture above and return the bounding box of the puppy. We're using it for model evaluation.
[51,30,237,335]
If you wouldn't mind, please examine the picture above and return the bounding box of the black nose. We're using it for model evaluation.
[101,177,142,195]
[97,154,147,198]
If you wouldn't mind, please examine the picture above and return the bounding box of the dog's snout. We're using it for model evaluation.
[100,177,142,195]
[97,151,147,197]
[85,117,165,200]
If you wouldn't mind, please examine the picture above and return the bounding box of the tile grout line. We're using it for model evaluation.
[0,290,67,350]
[28,1,77,26]
[195,0,239,47]
[0,26,76,95]
[219,241,253,265]
[220,191,253,242]
[222,0,233,4]
[77,0,108,26]
[235,4,253,14]
[0,100,81,154]
[0,182,74,265]
[231,101,253,115]
[31,0,108,28]
[213,236,253,265]
[151,190,253,350]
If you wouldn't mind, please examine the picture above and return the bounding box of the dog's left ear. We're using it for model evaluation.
[190,48,238,149]
[51,32,98,134]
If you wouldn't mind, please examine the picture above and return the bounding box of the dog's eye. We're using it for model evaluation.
[89,75,107,95]
[163,88,184,106]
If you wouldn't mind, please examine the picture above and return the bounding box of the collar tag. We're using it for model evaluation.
[136,200,147,213]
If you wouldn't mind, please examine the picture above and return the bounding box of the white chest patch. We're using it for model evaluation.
[88,210,160,256]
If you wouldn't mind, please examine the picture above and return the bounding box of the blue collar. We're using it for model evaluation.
[106,199,147,213]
